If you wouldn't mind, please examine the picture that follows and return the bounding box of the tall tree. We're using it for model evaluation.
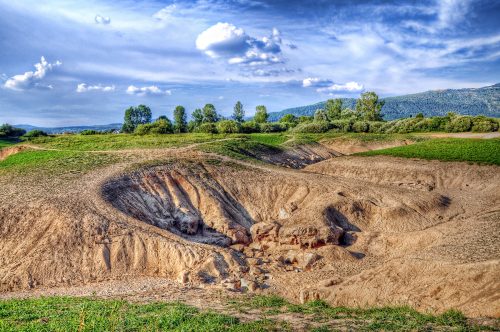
[355,92,384,121]
[314,109,328,122]
[232,101,245,122]
[325,98,342,120]
[254,105,268,123]
[202,104,219,123]
[191,108,204,126]
[122,104,152,133]
[173,105,187,133]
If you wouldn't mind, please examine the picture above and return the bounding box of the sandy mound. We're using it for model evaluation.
[0,144,499,317]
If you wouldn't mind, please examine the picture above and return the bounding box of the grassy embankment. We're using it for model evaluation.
[1,296,496,331]
[1,133,498,174]
[359,138,500,165]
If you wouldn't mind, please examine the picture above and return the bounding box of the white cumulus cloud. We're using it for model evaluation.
[303,78,364,93]
[196,22,283,66]
[4,56,61,91]
[126,85,171,96]
[76,83,115,93]
[95,15,111,25]
[317,81,364,93]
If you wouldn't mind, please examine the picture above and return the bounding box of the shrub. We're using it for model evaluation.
[297,116,313,123]
[445,116,473,132]
[472,120,498,132]
[134,118,173,135]
[134,123,154,135]
[330,119,352,132]
[22,129,48,139]
[80,129,99,135]
[367,121,384,133]
[217,120,241,134]
[352,121,369,133]
[195,122,217,134]
[259,122,286,133]
[292,121,330,133]
[240,121,260,133]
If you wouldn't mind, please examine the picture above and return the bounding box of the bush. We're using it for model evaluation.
[367,121,384,133]
[352,121,369,133]
[330,119,352,132]
[80,129,99,135]
[134,123,154,135]
[195,122,217,134]
[472,120,498,132]
[240,121,260,133]
[292,121,330,133]
[217,120,241,134]
[134,118,173,135]
[22,129,48,139]
[445,116,473,132]
[259,122,286,133]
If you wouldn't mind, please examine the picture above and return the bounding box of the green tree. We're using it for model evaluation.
[173,106,187,133]
[122,105,152,133]
[232,101,245,123]
[279,114,297,124]
[202,104,219,123]
[314,109,328,122]
[254,105,268,123]
[325,98,342,120]
[355,92,384,121]
[191,108,204,126]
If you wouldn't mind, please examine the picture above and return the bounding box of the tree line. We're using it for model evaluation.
[121,91,389,135]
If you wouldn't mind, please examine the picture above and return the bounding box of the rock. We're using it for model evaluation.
[177,271,190,284]
[302,253,321,270]
[240,278,259,292]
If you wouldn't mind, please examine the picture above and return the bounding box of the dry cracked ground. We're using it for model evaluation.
[0,137,499,326]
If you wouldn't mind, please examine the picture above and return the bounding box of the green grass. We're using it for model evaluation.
[0,150,119,175]
[26,132,420,152]
[358,138,500,165]
[230,296,497,331]
[0,297,284,332]
[2,296,495,332]
[28,133,230,151]
[198,138,282,161]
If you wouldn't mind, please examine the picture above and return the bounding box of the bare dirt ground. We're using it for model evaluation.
[0,138,499,323]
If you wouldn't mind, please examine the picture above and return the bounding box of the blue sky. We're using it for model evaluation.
[0,0,499,126]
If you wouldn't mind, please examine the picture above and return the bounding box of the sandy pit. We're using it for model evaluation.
[0,141,498,318]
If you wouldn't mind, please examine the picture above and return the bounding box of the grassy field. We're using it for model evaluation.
[0,150,120,175]
[25,132,420,151]
[27,133,230,151]
[2,133,498,175]
[0,296,495,331]
[359,138,500,165]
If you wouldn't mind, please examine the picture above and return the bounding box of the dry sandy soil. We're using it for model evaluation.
[0,137,499,320]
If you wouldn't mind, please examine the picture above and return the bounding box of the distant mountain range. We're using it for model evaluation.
[15,123,122,134]
[268,83,500,121]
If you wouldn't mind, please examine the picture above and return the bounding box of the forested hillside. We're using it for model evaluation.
[269,84,500,121]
